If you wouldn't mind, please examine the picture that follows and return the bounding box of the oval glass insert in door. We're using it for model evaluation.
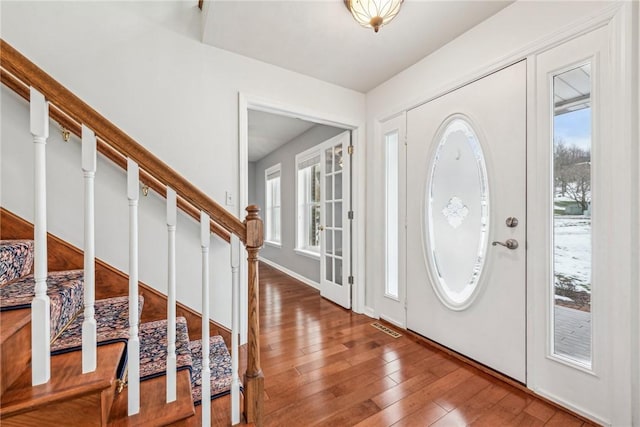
[424,116,490,310]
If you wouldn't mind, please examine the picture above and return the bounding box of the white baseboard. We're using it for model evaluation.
[379,314,405,329]
[259,257,320,290]
[363,306,377,319]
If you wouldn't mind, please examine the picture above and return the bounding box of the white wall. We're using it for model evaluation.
[0,1,365,329]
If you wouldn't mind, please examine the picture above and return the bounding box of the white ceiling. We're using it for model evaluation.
[202,1,513,93]
[248,110,317,161]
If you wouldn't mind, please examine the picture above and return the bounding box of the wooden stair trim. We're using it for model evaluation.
[0,309,31,395]
[0,307,30,343]
[0,342,125,420]
[108,370,195,426]
[0,207,231,345]
[0,40,246,243]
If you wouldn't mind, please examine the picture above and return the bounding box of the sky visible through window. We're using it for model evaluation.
[554,108,591,150]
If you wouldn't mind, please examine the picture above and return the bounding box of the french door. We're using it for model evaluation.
[319,131,351,309]
[405,61,527,382]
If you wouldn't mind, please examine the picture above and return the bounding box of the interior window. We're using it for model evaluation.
[296,153,321,254]
[265,164,281,245]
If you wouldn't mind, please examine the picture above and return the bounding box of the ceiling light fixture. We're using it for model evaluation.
[344,0,403,33]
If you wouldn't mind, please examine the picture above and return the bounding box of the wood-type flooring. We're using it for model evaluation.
[202,262,595,427]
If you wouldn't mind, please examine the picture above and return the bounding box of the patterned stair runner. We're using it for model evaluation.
[51,295,144,351]
[0,240,34,285]
[189,336,234,405]
[139,317,193,381]
[51,295,144,380]
[0,269,84,340]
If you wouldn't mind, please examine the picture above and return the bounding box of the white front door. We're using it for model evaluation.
[320,131,351,309]
[406,61,527,382]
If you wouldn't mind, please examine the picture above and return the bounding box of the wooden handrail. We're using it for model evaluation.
[0,39,244,243]
[1,69,231,243]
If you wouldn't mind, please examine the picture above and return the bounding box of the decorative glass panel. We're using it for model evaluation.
[552,64,592,367]
[425,116,489,309]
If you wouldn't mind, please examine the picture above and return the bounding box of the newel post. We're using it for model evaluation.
[244,205,264,426]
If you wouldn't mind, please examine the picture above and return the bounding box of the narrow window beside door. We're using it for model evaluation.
[265,164,281,245]
[552,63,592,367]
[385,131,399,299]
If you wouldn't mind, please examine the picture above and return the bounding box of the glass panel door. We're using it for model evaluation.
[319,131,351,309]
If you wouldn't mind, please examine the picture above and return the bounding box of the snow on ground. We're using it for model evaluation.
[554,216,591,293]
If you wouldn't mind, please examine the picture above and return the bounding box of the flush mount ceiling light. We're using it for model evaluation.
[344,0,403,33]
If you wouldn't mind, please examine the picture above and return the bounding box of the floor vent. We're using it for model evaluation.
[371,322,402,338]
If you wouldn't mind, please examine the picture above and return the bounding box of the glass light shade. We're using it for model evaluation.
[345,0,403,33]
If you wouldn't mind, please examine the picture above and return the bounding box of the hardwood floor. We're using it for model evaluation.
[206,263,594,426]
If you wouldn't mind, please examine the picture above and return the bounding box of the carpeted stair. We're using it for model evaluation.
[0,238,235,425]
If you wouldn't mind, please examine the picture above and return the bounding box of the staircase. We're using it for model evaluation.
[0,237,233,426]
[0,39,264,425]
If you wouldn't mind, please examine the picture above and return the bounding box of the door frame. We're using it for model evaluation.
[371,3,636,425]
[238,94,366,333]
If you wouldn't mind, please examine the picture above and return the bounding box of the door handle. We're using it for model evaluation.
[492,239,519,250]
[319,225,325,231]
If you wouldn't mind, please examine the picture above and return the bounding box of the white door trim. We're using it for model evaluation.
[238,93,366,322]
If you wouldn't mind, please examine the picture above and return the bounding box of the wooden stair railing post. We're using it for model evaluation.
[243,205,264,426]
[30,87,51,385]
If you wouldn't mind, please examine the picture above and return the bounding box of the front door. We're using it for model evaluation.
[320,131,351,309]
[406,61,527,382]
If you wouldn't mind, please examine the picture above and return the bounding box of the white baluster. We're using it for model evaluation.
[127,159,140,415]
[230,234,241,425]
[82,125,97,374]
[30,87,50,386]
[200,212,211,427]
[166,187,177,402]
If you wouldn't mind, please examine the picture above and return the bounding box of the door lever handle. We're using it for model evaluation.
[492,239,519,250]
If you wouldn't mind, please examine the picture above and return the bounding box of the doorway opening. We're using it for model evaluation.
[240,100,358,310]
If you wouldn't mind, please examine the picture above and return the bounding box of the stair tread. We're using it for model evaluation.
[189,336,234,405]
[52,295,144,356]
[0,269,84,341]
[0,239,34,286]
[108,369,195,427]
[0,342,125,417]
[139,317,192,380]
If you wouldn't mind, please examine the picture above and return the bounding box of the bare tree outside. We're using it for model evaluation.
[554,139,591,212]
